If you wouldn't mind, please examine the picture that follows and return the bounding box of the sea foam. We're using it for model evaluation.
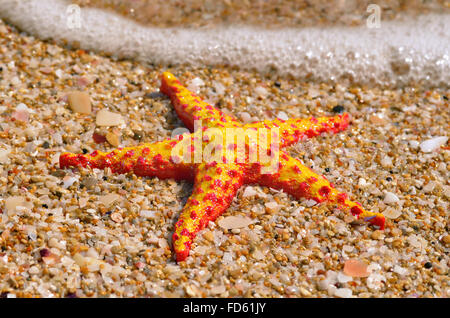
[0,0,449,88]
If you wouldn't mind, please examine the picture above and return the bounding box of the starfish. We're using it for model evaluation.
[60,72,385,262]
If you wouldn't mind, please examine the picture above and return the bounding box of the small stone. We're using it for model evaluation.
[383,207,402,219]
[334,288,353,298]
[343,259,370,277]
[5,196,25,213]
[111,212,123,223]
[337,272,352,283]
[106,132,120,147]
[384,192,399,204]
[299,287,311,297]
[393,265,408,275]
[255,86,268,98]
[82,177,97,189]
[420,136,448,153]
[187,77,205,93]
[277,111,289,121]
[96,109,125,126]
[28,266,39,275]
[93,132,107,144]
[409,140,420,149]
[422,181,436,193]
[442,235,450,246]
[203,231,214,242]
[210,285,226,295]
[371,230,384,240]
[99,193,122,207]
[67,91,91,114]
[265,201,280,214]
[421,262,433,270]
[239,112,252,123]
[140,210,156,219]
[369,114,387,125]
[332,105,345,113]
[243,186,257,197]
[133,131,143,141]
[218,216,252,230]
[0,149,11,164]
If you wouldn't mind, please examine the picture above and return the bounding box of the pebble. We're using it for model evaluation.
[67,91,92,114]
[393,265,408,275]
[187,77,204,94]
[265,201,280,214]
[384,192,399,204]
[218,216,252,230]
[276,111,289,121]
[332,105,345,113]
[111,212,123,223]
[409,140,420,149]
[96,109,125,126]
[239,112,252,123]
[28,266,39,275]
[337,272,352,283]
[383,207,402,219]
[419,136,448,153]
[441,235,450,246]
[255,86,268,98]
[369,114,387,125]
[106,131,120,147]
[140,210,157,219]
[243,186,257,197]
[82,177,97,189]
[99,193,122,207]
[343,259,370,277]
[5,196,25,213]
[334,288,353,298]
[0,148,11,164]
[371,230,383,240]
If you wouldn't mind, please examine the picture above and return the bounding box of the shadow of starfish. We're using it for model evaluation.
[60,72,385,262]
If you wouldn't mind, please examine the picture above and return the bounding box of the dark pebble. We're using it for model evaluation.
[443,95,448,100]
[42,141,50,149]
[42,204,48,208]
[133,131,144,141]
[82,148,88,154]
[39,248,51,258]
[274,81,281,88]
[424,262,432,269]
[332,105,345,113]
[145,92,165,99]
[386,177,392,181]
[102,176,108,181]
[325,167,330,173]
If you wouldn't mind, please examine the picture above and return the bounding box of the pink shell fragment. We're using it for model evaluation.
[343,259,370,277]
[12,110,29,122]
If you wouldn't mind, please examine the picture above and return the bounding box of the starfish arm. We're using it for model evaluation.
[173,162,244,262]
[60,139,194,181]
[246,151,385,229]
[243,113,350,147]
[160,72,241,130]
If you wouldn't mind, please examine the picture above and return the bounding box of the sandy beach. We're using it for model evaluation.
[0,2,449,298]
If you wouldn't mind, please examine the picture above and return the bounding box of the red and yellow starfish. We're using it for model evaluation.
[60,72,385,262]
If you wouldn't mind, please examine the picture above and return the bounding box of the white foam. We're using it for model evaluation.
[0,0,449,87]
